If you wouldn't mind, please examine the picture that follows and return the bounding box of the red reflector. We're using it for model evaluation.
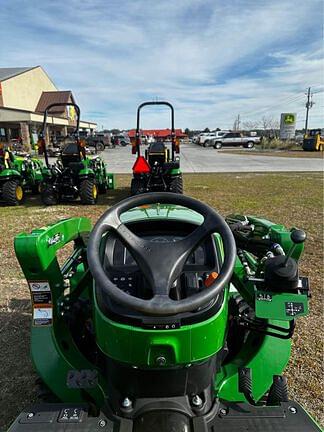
[132,156,151,174]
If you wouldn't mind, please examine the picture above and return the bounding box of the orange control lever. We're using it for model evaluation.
[204,272,219,288]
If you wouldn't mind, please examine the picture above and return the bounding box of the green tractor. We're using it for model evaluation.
[40,102,115,205]
[131,101,183,195]
[8,193,320,431]
[0,147,44,205]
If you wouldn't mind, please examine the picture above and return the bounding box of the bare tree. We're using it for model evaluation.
[260,115,279,130]
[243,120,260,130]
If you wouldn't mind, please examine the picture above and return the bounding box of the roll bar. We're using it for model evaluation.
[39,103,81,168]
[134,101,178,157]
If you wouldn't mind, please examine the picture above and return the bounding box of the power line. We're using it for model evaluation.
[239,93,305,119]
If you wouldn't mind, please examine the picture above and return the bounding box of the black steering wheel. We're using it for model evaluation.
[87,193,236,316]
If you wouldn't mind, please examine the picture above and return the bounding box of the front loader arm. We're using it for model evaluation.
[14,217,107,406]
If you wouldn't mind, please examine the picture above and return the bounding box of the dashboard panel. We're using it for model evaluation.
[102,220,220,301]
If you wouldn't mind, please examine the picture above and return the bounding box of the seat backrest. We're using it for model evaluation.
[61,142,82,168]
[147,141,167,165]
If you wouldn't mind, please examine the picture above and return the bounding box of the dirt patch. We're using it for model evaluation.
[0,173,323,429]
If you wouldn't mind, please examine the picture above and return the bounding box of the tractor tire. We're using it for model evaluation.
[80,179,98,205]
[41,185,58,206]
[96,142,105,152]
[214,142,222,149]
[98,182,107,194]
[131,178,146,195]
[2,180,24,206]
[244,141,254,149]
[31,183,41,194]
[169,175,183,194]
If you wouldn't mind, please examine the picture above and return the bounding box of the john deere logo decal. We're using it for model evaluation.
[284,114,295,124]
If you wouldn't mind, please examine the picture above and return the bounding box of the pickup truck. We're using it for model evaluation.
[211,132,260,149]
[198,131,229,146]
[85,132,112,151]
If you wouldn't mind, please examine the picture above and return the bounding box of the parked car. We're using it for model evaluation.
[201,131,229,147]
[113,133,131,146]
[85,131,111,151]
[212,132,260,149]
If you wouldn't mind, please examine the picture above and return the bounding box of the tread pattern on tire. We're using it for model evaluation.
[131,178,146,195]
[2,180,23,206]
[169,175,183,194]
[80,178,97,204]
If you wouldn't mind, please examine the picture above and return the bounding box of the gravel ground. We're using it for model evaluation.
[0,172,322,430]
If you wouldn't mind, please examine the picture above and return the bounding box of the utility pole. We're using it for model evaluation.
[305,87,314,133]
[233,114,241,131]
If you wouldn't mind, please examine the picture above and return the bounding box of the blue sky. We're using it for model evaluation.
[0,0,323,129]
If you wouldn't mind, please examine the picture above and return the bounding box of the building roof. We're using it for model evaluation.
[128,128,187,138]
[35,91,75,114]
[0,67,36,81]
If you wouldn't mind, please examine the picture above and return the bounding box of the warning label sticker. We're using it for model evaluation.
[29,281,51,292]
[32,291,52,305]
[33,306,53,326]
[28,280,53,326]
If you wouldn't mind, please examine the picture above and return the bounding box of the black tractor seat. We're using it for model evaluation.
[60,142,83,169]
[147,142,169,166]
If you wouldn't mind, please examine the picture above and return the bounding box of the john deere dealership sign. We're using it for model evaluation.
[280,113,296,139]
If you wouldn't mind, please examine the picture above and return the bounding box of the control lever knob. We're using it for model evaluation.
[283,229,306,267]
[290,229,306,244]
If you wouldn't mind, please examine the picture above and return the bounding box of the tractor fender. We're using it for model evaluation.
[168,167,182,175]
[0,168,21,179]
[78,167,95,178]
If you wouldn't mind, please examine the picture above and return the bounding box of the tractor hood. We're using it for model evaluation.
[120,203,204,225]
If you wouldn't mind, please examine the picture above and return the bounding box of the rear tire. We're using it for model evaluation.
[214,142,222,149]
[41,184,58,206]
[131,177,146,195]
[98,182,107,194]
[96,142,105,152]
[244,141,254,149]
[2,180,24,206]
[203,140,209,147]
[169,175,183,194]
[80,179,98,204]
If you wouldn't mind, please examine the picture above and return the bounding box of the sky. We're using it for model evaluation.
[0,0,323,130]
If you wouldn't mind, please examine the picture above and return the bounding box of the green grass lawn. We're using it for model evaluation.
[0,172,323,429]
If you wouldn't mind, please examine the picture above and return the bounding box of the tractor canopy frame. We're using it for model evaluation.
[133,101,179,158]
[39,102,81,169]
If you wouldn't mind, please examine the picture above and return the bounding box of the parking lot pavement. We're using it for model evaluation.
[100,143,323,173]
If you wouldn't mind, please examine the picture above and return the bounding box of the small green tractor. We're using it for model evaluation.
[131,101,183,195]
[7,193,320,431]
[40,102,115,205]
[0,147,43,205]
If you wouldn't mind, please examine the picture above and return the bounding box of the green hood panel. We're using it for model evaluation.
[0,168,21,177]
[120,204,204,225]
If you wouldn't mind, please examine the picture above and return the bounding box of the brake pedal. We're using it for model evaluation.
[238,367,257,406]
[267,375,289,405]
